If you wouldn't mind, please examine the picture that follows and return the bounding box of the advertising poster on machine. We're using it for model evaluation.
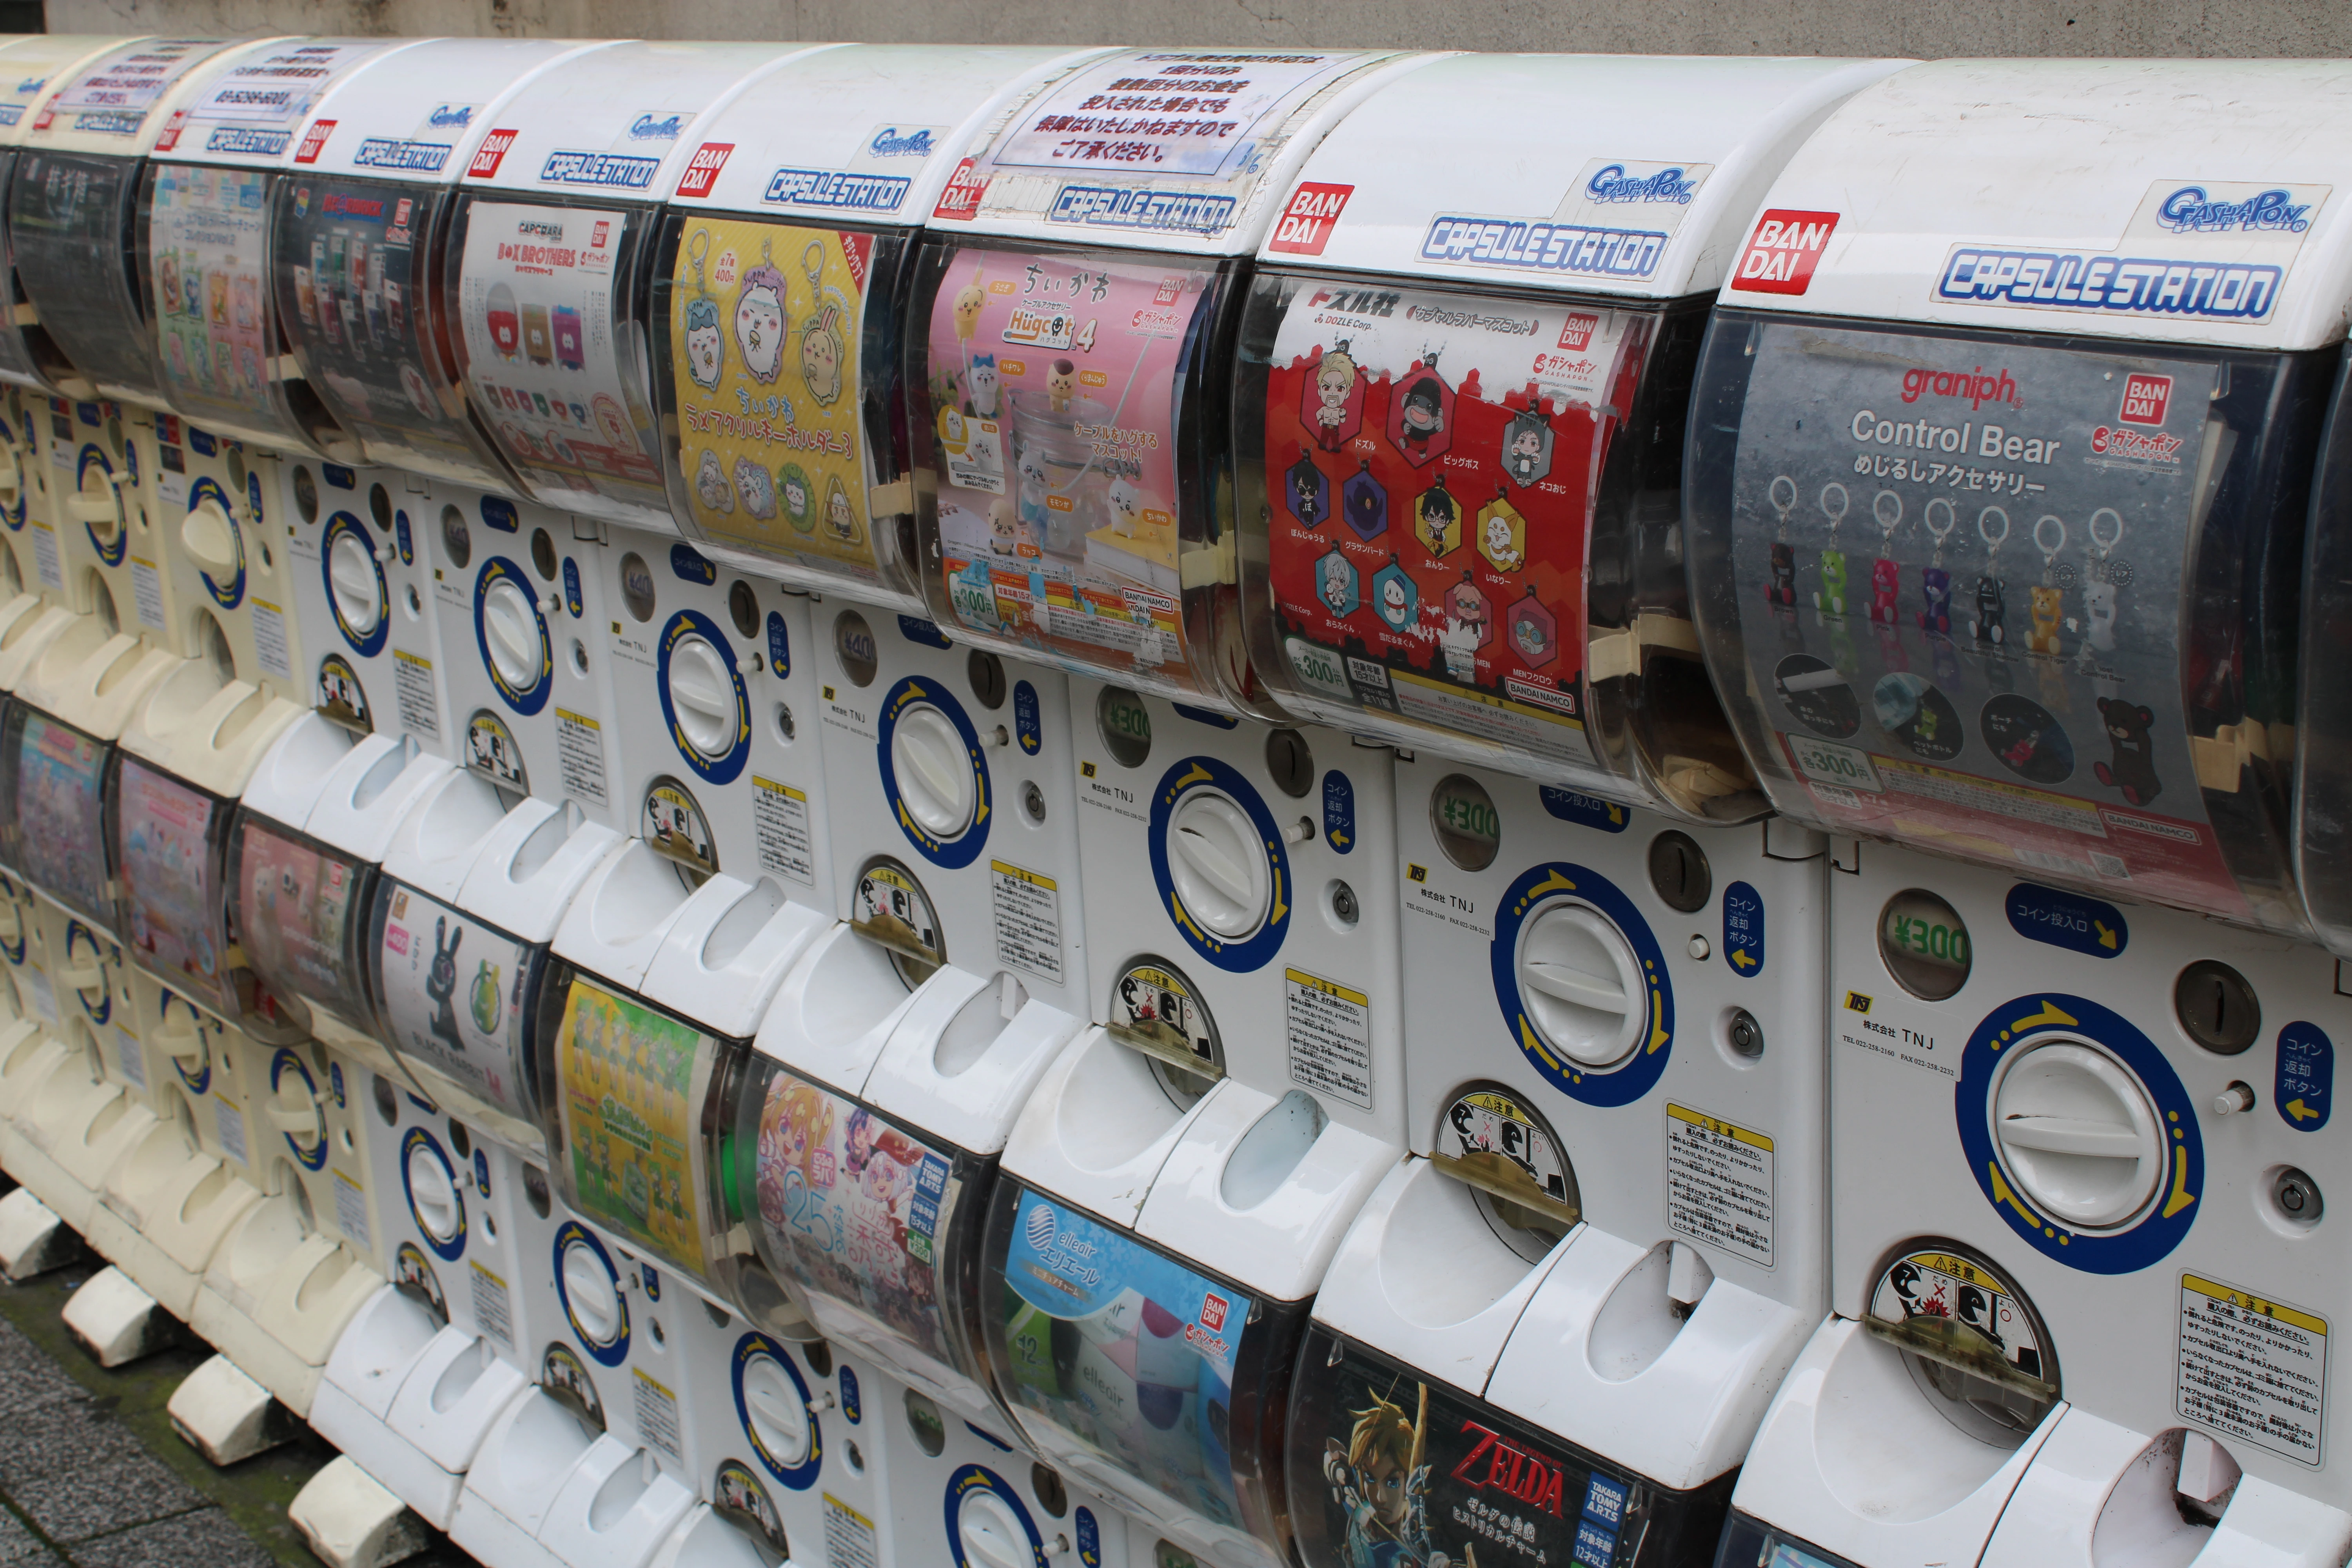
[1722,323,2239,914]
[925,249,1214,682]
[10,714,110,920]
[114,759,235,1019]
[667,217,878,578]
[457,201,662,501]
[149,163,273,428]
[1260,281,1644,762]
[552,975,712,1278]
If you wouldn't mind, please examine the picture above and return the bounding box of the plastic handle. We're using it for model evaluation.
[665,635,736,758]
[1521,959,1628,1013]
[180,501,238,576]
[1171,806,1256,908]
[1996,1114,2145,1158]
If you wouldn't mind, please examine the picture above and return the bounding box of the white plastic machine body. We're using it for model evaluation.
[421,478,628,825]
[652,42,1111,612]
[313,769,621,1528]
[1677,59,2352,1568]
[598,523,835,905]
[1230,54,1919,1568]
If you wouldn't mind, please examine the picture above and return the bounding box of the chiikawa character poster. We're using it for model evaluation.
[925,248,1212,690]
[1259,281,1644,766]
[552,976,713,1278]
[666,217,876,576]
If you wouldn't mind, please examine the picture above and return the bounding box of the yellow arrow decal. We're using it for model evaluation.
[1269,866,1288,926]
[1731,949,1758,970]
[1168,890,1207,944]
[2095,921,2117,950]
[2288,1098,2320,1122]
[2008,999,2078,1034]
[1989,1162,2047,1231]
[2161,1145,2198,1219]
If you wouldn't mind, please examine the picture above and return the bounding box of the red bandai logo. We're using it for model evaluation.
[1730,209,1840,296]
[1558,312,1599,351]
[591,221,610,249]
[1199,1293,1229,1331]
[675,142,732,199]
[933,157,986,222]
[1268,182,1354,257]
[294,119,336,164]
[467,129,518,179]
[153,110,187,152]
[2119,372,2172,427]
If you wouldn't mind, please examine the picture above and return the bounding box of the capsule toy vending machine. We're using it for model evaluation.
[1679,60,2352,1568]
[453,849,837,1568]
[308,772,620,1526]
[893,46,1436,1568]
[1226,55,1912,1568]
[8,38,285,692]
[0,34,133,632]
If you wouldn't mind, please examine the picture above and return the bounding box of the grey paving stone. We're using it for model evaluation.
[69,1507,273,1568]
[5,1448,202,1545]
[0,1510,61,1566]
[0,1324,81,1413]
[0,1400,142,1486]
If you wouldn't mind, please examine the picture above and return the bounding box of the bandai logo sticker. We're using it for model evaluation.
[1538,785,1629,832]
[642,777,717,879]
[1268,182,1352,256]
[944,1466,1046,1568]
[1014,680,1041,756]
[853,857,944,972]
[2005,882,2127,959]
[1730,209,1838,296]
[2278,1022,2333,1132]
[1722,881,1764,977]
[1958,994,2201,1273]
[1322,770,1355,854]
[293,118,335,164]
[674,142,732,200]
[1108,957,1223,1079]
[467,127,518,180]
[933,156,985,221]
[465,710,528,795]
[316,652,372,733]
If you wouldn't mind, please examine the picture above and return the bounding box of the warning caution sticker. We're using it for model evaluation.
[1664,1102,1773,1268]
[990,860,1062,985]
[2178,1272,2326,1466]
[1285,968,1372,1110]
[823,1493,880,1568]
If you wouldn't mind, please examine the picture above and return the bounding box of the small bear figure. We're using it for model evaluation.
[2027,584,2064,654]
[1974,575,2007,645]
[1816,548,1848,616]
[2093,697,2162,806]
[1869,557,1901,625]
[1917,566,1953,635]
[1768,541,1796,606]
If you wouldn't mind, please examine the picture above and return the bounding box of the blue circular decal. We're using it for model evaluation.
[78,448,123,565]
[1488,862,1675,1108]
[944,1466,1047,1568]
[732,1332,821,1489]
[1147,755,1290,974]
[655,609,750,785]
[473,556,552,716]
[1956,992,2203,1274]
[187,476,244,610]
[553,1219,632,1366]
[273,1049,327,1172]
[320,512,389,658]
[400,1124,466,1259]
[877,676,991,870]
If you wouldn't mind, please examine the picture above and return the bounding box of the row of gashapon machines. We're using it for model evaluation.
[0,27,2341,1568]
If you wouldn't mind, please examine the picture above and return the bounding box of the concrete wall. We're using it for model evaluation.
[35,0,2352,58]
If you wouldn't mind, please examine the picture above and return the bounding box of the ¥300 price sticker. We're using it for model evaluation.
[1788,734,1882,793]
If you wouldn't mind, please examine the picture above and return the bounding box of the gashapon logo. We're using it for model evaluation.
[1730,209,1839,295]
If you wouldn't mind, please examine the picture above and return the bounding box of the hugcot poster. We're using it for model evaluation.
[1260,281,1644,765]
[667,217,876,578]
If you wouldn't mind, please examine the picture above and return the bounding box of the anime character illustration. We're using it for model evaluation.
[965,354,1001,418]
[1310,345,1359,452]
[1414,478,1460,557]
[1768,541,1797,607]
[1286,449,1328,529]
[1396,370,1445,453]
[1320,553,1354,615]
[1106,476,1143,538]
[825,476,859,543]
[736,249,788,384]
[2027,584,2064,654]
[798,241,845,406]
[1015,443,1053,541]
[779,463,812,530]
[1439,576,1488,681]
[684,291,723,390]
[1047,357,1076,414]
[734,456,779,521]
[1477,494,1523,573]
[1322,1384,1439,1568]
[1501,403,1552,488]
[1343,459,1388,542]
[426,916,463,1053]
[952,267,987,346]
